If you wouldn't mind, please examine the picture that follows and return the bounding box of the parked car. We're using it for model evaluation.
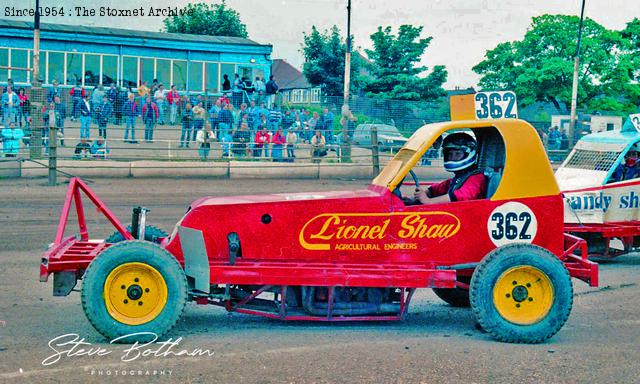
[352,124,408,150]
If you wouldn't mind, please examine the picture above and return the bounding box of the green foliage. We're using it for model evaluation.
[473,14,639,114]
[301,26,361,97]
[362,25,447,101]
[162,1,248,38]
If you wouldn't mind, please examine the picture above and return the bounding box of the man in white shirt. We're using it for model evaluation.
[154,84,166,125]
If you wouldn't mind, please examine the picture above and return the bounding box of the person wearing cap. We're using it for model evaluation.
[414,132,487,204]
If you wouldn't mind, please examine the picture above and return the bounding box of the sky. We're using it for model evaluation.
[3,0,637,88]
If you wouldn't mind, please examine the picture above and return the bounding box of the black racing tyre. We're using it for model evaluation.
[105,225,168,244]
[469,244,573,344]
[81,241,187,343]
[433,276,471,307]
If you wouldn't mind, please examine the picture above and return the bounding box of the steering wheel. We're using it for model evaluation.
[393,170,421,199]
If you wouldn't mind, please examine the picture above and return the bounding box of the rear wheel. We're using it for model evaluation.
[81,241,187,343]
[433,276,471,307]
[469,244,573,343]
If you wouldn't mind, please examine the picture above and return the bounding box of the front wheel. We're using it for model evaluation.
[81,241,187,343]
[469,244,573,343]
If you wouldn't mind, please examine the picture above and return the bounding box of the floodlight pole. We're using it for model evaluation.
[340,0,352,162]
[568,0,586,147]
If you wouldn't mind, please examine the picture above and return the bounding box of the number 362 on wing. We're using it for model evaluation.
[474,91,518,120]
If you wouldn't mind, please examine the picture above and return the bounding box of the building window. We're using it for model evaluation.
[102,55,118,86]
[205,62,219,93]
[140,58,154,85]
[156,59,171,86]
[254,67,265,82]
[0,48,8,81]
[311,88,321,103]
[84,54,101,87]
[10,49,29,83]
[47,51,64,85]
[66,53,82,85]
[122,56,138,88]
[172,60,187,90]
[188,61,203,92]
[220,63,235,92]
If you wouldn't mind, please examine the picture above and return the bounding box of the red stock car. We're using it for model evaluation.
[40,117,597,344]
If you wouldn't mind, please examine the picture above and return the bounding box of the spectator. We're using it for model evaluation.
[90,137,110,159]
[106,83,117,107]
[69,82,85,121]
[254,126,271,157]
[91,85,105,123]
[97,95,113,139]
[231,74,242,107]
[46,79,61,103]
[180,103,194,148]
[137,80,150,114]
[232,122,251,156]
[79,94,92,139]
[548,126,562,150]
[166,85,180,125]
[154,84,166,125]
[17,88,29,127]
[196,123,215,161]
[265,75,278,108]
[304,111,320,143]
[123,93,138,143]
[268,105,282,130]
[1,122,24,157]
[253,76,265,104]
[286,128,298,159]
[193,101,207,142]
[282,110,294,129]
[220,129,233,158]
[320,108,335,145]
[1,85,19,127]
[73,139,91,159]
[114,86,127,126]
[247,100,259,131]
[222,74,231,92]
[311,129,327,161]
[53,96,67,146]
[218,103,234,141]
[271,126,286,162]
[141,96,159,143]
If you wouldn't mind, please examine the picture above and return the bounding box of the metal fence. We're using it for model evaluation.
[1,86,570,180]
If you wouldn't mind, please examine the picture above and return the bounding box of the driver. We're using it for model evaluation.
[610,143,640,182]
[414,132,487,204]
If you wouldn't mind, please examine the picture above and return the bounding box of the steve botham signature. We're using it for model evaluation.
[42,332,214,366]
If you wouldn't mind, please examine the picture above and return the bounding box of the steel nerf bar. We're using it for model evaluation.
[41,177,133,282]
[561,233,599,287]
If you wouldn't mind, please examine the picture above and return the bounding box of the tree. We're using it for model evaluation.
[473,15,638,113]
[363,25,447,101]
[301,26,361,97]
[162,1,248,38]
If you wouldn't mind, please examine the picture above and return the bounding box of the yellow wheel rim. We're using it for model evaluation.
[492,266,554,325]
[103,262,168,326]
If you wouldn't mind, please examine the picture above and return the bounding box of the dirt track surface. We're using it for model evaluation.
[0,177,639,384]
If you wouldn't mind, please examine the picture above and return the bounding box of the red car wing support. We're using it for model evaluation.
[41,177,133,282]
[561,233,599,287]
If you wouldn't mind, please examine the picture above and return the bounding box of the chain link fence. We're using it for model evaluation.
[1,86,568,179]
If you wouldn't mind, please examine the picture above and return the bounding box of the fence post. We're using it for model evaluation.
[48,125,57,185]
[371,126,380,176]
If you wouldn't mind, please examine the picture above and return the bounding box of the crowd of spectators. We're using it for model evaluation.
[1,75,340,161]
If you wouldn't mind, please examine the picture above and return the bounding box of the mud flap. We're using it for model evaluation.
[53,271,77,296]
[178,226,210,293]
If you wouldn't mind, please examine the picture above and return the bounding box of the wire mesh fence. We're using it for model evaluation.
[1,85,570,178]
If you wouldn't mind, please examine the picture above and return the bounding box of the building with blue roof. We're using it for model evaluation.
[0,19,272,93]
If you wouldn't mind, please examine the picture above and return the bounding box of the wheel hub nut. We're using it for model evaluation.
[127,284,143,300]
[511,285,529,302]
